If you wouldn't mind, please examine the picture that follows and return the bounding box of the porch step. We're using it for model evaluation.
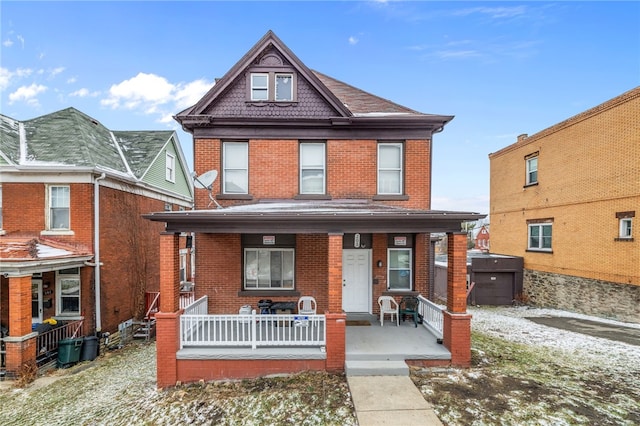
[345,360,409,376]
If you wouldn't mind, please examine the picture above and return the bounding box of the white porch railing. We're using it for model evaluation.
[180,310,326,350]
[184,295,208,315]
[179,291,196,309]
[417,295,444,339]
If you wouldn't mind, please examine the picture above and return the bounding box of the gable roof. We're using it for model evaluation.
[0,108,192,198]
[175,30,453,134]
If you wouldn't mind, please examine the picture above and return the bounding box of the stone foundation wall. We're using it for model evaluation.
[524,269,640,323]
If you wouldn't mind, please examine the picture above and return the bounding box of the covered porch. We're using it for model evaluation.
[144,200,483,388]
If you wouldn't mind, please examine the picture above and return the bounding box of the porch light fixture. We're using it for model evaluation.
[377,260,383,268]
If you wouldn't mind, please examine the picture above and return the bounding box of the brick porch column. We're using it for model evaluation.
[156,232,182,388]
[443,231,472,367]
[5,275,37,377]
[325,233,345,373]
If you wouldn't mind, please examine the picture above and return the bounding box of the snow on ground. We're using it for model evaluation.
[469,305,640,378]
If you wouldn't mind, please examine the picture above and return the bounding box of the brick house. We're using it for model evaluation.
[489,87,639,322]
[145,31,485,387]
[0,107,193,377]
[474,225,490,251]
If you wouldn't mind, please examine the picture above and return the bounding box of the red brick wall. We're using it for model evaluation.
[193,138,431,210]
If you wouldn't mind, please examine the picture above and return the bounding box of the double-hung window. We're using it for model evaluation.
[165,152,176,182]
[388,248,412,290]
[616,211,634,240]
[223,142,249,194]
[528,223,552,251]
[48,185,70,230]
[244,248,295,289]
[57,268,80,315]
[300,142,326,194]
[378,143,403,195]
[251,73,269,101]
[525,153,538,185]
[250,72,294,102]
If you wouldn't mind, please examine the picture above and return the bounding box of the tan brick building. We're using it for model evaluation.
[489,87,639,322]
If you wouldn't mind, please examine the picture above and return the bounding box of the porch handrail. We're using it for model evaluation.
[180,310,326,350]
[36,319,85,360]
[180,291,196,310]
[145,292,160,319]
[184,295,208,315]
[417,295,444,339]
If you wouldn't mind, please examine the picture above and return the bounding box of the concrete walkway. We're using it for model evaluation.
[347,375,443,425]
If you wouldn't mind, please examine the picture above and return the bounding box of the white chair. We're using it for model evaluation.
[298,296,317,315]
[378,296,399,326]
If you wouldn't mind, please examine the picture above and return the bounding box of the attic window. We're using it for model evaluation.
[250,72,295,102]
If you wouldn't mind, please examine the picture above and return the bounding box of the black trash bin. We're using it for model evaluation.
[80,336,99,362]
[270,302,296,326]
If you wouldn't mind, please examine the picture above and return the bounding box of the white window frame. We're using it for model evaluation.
[300,142,326,194]
[528,223,552,251]
[165,152,176,183]
[387,248,412,291]
[244,248,295,290]
[223,142,249,194]
[56,268,81,316]
[251,73,269,101]
[377,142,403,195]
[275,73,293,101]
[179,249,188,283]
[47,185,70,230]
[619,218,633,238]
[526,156,538,185]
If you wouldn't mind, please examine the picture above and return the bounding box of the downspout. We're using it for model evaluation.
[94,173,106,332]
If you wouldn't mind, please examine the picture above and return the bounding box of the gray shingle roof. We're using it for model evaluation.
[0,107,174,180]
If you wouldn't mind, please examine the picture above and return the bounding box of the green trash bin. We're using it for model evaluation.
[57,338,83,368]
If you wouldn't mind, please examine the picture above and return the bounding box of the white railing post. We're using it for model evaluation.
[417,295,444,339]
[251,309,257,350]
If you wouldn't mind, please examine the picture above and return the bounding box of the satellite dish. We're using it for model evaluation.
[194,170,218,190]
[193,170,223,209]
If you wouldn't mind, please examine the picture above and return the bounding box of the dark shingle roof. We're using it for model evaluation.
[312,70,421,116]
[0,107,175,180]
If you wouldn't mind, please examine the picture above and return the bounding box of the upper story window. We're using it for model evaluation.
[56,267,80,316]
[251,73,269,100]
[525,153,538,185]
[48,185,70,230]
[165,152,176,183]
[300,142,326,194]
[250,72,295,102]
[528,222,552,251]
[616,211,634,240]
[223,142,249,194]
[378,142,403,195]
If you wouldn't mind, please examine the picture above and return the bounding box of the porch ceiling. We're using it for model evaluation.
[143,200,486,234]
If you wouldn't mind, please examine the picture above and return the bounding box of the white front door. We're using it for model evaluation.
[32,279,43,324]
[342,249,371,313]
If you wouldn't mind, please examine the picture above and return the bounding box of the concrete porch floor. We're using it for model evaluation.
[345,313,450,362]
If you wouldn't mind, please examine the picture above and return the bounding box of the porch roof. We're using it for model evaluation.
[143,200,486,234]
[0,236,93,277]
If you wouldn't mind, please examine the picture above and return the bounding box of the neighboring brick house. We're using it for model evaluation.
[474,225,490,251]
[144,31,484,387]
[489,87,639,322]
[0,107,193,377]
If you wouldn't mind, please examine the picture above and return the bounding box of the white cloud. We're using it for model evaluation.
[101,72,213,124]
[8,83,47,106]
[49,67,65,78]
[67,77,77,84]
[17,35,25,48]
[0,67,34,90]
[3,39,13,47]
[102,72,175,109]
[174,78,212,109]
[453,6,527,19]
[349,36,359,45]
[69,88,99,98]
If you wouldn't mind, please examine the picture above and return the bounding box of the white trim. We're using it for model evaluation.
[223,142,249,194]
[46,184,71,231]
[299,142,326,194]
[56,268,81,316]
[387,247,412,290]
[165,151,176,183]
[251,73,269,101]
[619,217,633,238]
[244,247,295,290]
[526,156,538,185]
[528,223,553,251]
[377,142,403,195]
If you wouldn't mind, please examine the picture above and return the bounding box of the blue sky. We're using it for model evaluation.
[2,1,639,216]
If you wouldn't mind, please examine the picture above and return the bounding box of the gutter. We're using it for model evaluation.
[93,173,106,332]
